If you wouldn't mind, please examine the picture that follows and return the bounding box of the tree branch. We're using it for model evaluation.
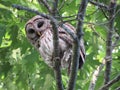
[88,1,117,89]
[58,0,65,11]
[104,0,116,90]
[89,0,109,10]
[67,0,88,90]
[12,4,49,18]
[100,74,120,90]
[38,0,53,14]
[89,33,119,90]
[52,0,59,16]
[51,21,64,90]
[50,0,64,90]
[89,25,106,41]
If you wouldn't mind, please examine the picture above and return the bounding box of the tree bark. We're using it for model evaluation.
[104,0,116,90]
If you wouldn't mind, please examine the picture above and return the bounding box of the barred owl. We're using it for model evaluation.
[25,15,85,70]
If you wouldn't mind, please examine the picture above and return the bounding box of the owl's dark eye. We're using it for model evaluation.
[37,21,44,28]
[28,28,35,34]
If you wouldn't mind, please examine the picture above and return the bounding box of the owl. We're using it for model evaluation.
[25,15,85,70]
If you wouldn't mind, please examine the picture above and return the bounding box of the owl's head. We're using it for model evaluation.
[25,15,51,40]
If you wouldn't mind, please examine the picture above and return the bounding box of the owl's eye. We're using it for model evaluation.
[28,28,35,34]
[37,21,44,28]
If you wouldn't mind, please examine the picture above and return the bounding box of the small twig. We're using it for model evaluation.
[86,9,98,17]
[89,0,109,10]
[56,14,77,22]
[115,9,120,17]
[89,25,106,41]
[60,18,77,23]
[58,0,65,11]
[112,35,120,49]
[38,0,53,14]
[100,8,109,20]
[12,4,49,18]
[99,74,120,90]
[59,14,77,19]
[89,0,109,20]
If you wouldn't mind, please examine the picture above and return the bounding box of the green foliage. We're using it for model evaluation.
[0,0,120,90]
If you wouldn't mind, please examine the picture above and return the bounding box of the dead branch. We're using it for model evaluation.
[89,59,105,90]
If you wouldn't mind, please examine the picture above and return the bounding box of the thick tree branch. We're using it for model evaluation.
[50,0,64,90]
[104,0,116,90]
[52,0,59,16]
[67,0,88,90]
[100,74,120,90]
[51,21,64,90]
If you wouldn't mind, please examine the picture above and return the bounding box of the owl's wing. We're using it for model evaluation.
[59,23,86,69]
[79,39,86,68]
[58,23,74,46]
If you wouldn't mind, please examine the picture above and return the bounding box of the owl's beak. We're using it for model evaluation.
[37,32,42,36]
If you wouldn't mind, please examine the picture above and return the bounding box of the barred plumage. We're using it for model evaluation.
[25,15,85,69]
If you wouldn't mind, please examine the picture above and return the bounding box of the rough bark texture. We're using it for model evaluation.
[67,0,88,90]
[51,0,64,90]
[104,0,116,90]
